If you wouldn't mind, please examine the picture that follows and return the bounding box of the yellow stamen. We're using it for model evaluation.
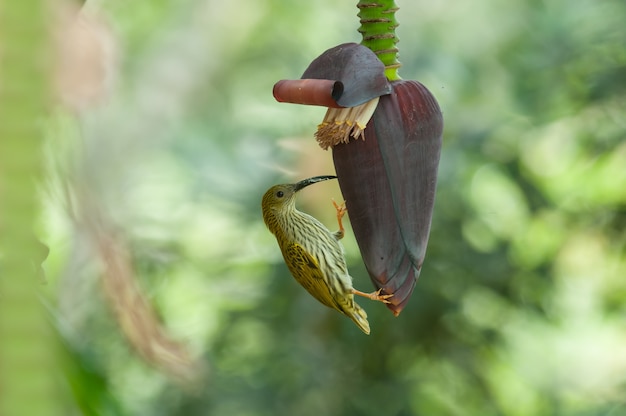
[315,97,379,150]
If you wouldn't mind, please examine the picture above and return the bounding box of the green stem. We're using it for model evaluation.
[0,0,59,415]
[357,0,401,81]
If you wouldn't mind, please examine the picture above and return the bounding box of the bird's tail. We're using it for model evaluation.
[347,302,370,335]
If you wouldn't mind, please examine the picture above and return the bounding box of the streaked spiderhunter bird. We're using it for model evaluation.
[261,175,393,334]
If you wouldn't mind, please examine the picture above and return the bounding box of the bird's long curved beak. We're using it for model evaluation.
[294,175,337,192]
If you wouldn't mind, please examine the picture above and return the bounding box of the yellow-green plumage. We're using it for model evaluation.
[261,176,370,334]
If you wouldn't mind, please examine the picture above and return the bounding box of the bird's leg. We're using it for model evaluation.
[332,199,347,240]
[352,288,394,304]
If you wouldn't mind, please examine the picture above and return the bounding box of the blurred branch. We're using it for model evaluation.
[74,185,206,388]
[48,1,209,390]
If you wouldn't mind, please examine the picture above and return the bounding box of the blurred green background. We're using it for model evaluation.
[37,0,626,414]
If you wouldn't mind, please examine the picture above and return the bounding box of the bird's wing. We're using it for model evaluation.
[284,242,342,311]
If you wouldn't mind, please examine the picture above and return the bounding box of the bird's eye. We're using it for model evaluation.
[276,191,284,198]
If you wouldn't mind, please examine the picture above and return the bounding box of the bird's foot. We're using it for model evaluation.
[332,199,347,239]
[352,288,394,304]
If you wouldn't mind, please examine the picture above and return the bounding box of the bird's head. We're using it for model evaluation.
[261,175,337,217]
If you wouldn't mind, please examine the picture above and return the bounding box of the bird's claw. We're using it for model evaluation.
[370,288,394,304]
[332,199,347,220]
[352,288,394,304]
[332,199,347,238]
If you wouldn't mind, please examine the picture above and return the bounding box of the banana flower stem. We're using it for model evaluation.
[357,0,401,81]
